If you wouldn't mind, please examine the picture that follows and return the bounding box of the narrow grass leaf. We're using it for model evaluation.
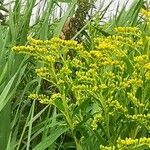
[33,126,69,150]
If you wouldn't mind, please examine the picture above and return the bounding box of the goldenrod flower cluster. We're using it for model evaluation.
[28,93,50,104]
[115,27,141,35]
[117,137,150,149]
[12,33,149,110]
[91,114,103,130]
[106,99,128,114]
[35,67,49,78]
[134,55,149,68]
[140,9,150,22]
[28,93,63,108]
[12,23,150,149]
[145,63,150,80]
[127,92,144,107]
[100,145,115,150]
[126,114,150,129]
[60,66,72,75]
[100,137,150,149]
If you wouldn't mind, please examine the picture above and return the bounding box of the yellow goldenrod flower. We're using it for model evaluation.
[115,26,140,35]
[91,113,103,130]
[28,93,50,104]
[35,67,49,78]
[45,55,55,63]
[144,63,150,70]
[140,9,150,22]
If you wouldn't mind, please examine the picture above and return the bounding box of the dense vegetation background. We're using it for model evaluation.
[0,0,150,150]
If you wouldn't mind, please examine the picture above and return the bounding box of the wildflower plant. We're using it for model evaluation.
[12,11,150,150]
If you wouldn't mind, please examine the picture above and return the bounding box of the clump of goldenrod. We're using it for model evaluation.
[12,19,150,149]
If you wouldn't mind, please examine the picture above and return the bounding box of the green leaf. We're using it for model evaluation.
[133,144,150,150]
[0,73,17,112]
[53,0,77,37]
[33,126,69,150]
[54,0,73,3]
